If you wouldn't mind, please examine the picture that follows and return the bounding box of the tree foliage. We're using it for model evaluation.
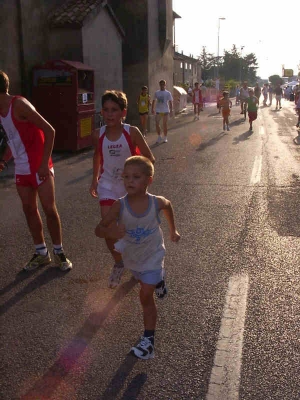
[198,44,259,85]
[268,75,283,86]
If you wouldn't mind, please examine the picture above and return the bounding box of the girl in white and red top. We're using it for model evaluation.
[89,90,155,288]
[192,82,203,120]
[0,70,72,272]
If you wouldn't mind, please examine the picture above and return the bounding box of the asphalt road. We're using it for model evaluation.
[1,98,299,400]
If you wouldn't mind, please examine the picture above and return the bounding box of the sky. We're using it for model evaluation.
[173,0,299,79]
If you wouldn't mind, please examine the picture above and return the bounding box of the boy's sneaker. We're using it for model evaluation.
[163,136,168,143]
[155,278,168,299]
[23,252,51,271]
[227,125,230,131]
[108,262,124,288]
[130,336,154,360]
[54,252,72,271]
[156,135,163,144]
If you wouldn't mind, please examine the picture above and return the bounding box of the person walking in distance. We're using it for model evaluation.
[254,83,261,105]
[0,70,72,271]
[95,155,180,359]
[274,83,283,110]
[268,84,273,106]
[262,84,268,106]
[151,80,173,144]
[200,82,207,108]
[219,91,232,131]
[90,90,155,288]
[191,82,203,120]
[137,86,151,137]
[245,88,259,131]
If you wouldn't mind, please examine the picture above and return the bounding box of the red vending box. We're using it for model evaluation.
[32,60,95,151]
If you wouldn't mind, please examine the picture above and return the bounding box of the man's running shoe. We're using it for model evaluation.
[131,336,154,360]
[155,278,168,299]
[156,135,163,144]
[108,262,124,288]
[23,252,51,271]
[54,252,72,271]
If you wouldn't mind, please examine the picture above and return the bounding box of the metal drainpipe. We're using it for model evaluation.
[16,0,27,96]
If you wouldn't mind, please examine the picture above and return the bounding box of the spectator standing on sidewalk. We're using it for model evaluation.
[0,70,72,272]
[152,80,173,144]
[95,155,180,360]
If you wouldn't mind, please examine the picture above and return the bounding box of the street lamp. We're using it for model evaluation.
[217,17,226,78]
[239,46,245,83]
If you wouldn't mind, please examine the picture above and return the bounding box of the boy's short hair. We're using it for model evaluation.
[0,71,9,93]
[142,86,148,90]
[102,90,128,110]
[223,91,229,96]
[194,82,199,85]
[159,80,166,85]
[124,156,154,177]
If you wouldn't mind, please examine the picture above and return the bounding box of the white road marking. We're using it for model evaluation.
[206,274,249,400]
[259,126,264,135]
[250,155,262,184]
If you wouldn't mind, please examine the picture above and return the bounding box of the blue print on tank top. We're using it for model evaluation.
[126,226,156,243]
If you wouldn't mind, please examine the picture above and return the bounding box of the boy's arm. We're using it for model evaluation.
[95,200,125,239]
[130,126,155,163]
[157,196,180,242]
[89,132,101,198]
[15,97,54,177]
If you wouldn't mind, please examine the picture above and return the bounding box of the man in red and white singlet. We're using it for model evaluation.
[0,70,72,271]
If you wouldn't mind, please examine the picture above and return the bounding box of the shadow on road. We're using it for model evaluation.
[21,277,138,400]
[196,131,226,151]
[232,130,254,144]
[101,364,147,400]
[0,267,68,316]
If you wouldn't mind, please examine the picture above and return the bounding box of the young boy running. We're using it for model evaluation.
[219,91,232,131]
[0,70,72,271]
[95,156,180,359]
[245,89,259,131]
[90,90,155,288]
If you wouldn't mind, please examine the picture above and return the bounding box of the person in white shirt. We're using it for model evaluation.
[151,80,173,144]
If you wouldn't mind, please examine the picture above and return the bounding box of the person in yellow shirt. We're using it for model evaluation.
[137,86,151,137]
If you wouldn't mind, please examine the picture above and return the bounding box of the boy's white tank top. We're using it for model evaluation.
[114,193,166,271]
[97,123,133,199]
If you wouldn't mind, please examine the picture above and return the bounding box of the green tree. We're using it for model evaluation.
[269,75,283,86]
[198,46,216,80]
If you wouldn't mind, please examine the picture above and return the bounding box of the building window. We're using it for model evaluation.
[180,62,183,69]
[185,63,187,70]
[189,64,192,70]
